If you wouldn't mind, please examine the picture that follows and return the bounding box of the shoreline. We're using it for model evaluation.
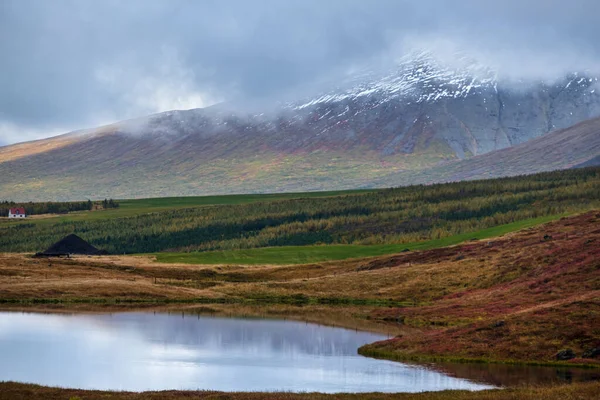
[1,381,599,400]
[1,211,599,389]
[1,303,598,370]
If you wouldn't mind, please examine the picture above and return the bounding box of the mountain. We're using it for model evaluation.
[573,155,600,168]
[374,115,600,186]
[1,52,600,201]
[284,52,600,158]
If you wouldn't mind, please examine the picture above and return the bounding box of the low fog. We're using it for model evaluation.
[1,0,599,144]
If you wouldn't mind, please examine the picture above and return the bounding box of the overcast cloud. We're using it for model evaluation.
[1,0,599,145]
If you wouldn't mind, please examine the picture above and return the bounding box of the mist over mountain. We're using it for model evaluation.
[2,0,600,144]
[2,1,600,201]
[1,51,599,202]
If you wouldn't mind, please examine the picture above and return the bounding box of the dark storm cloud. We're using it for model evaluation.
[1,0,599,144]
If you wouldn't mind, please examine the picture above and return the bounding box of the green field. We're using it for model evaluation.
[0,189,373,224]
[153,214,564,265]
[0,167,598,256]
[116,189,372,214]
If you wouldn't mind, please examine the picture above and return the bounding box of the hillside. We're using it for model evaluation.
[574,155,600,168]
[1,53,600,201]
[0,168,598,258]
[1,211,598,368]
[439,115,600,179]
[375,115,600,186]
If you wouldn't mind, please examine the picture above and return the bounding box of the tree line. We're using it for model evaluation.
[0,199,119,216]
[0,167,598,254]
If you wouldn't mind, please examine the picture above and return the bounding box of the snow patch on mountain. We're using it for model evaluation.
[291,51,498,110]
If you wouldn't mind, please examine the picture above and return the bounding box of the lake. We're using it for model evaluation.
[1,311,596,393]
[0,311,494,393]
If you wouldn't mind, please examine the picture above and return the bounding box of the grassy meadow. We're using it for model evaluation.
[1,189,371,222]
[119,189,373,209]
[153,214,564,264]
[0,167,599,262]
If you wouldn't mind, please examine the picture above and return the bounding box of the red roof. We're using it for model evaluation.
[9,207,26,215]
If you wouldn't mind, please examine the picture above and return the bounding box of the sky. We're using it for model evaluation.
[1,0,599,145]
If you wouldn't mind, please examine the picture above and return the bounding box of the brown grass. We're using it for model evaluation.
[1,211,599,365]
[0,381,599,400]
[0,134,80,163]
[0,253,220,300]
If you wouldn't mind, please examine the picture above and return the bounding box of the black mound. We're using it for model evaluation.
[38,234,102,256]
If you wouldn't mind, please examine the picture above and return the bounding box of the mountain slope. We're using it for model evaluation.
[288,52,600,157]
[3,114,599,202]
[573,155,600,168]
[374,115,600,186]
[1,53,600,201]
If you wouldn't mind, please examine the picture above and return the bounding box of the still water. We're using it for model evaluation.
[0,311,496,393]
[4,312,598,393]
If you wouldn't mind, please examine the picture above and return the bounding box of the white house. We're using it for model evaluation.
[8,207,26,218]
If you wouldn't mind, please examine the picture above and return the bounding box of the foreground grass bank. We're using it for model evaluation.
[1,211,599,368]
[1,381,599,400]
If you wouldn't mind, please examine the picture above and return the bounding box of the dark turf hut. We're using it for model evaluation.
[35,234,106,257]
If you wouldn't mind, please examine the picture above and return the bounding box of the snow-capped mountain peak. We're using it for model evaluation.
[292,51,498,110]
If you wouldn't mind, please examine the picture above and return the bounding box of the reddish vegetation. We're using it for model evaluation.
[363,212,600,363]
[1,211,599,366]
